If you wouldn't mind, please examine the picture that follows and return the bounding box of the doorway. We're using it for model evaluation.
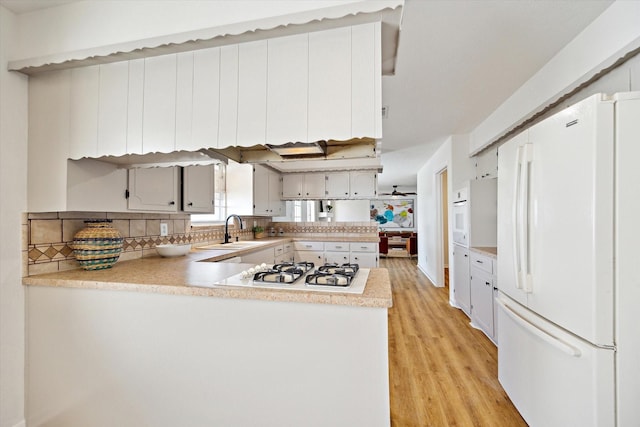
[439,168,449,288]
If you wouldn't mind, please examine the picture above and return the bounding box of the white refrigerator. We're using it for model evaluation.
[497,92,640,427]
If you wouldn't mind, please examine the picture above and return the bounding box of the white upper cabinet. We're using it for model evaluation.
[253,164,283,216]
[237,40,268,147]
[266,33,309,145]
[191,48,220,150]
[352,22,382,138]
[475,146,498,179]
[143,54,177,153]
[282,173,325,199]
[218,45,239,148]
[126,59,145,154]
[308,26,352,143]
[282,173,305,199]
[183,164,215,213]
[349,171,377,198]
[127,167,179,212]
[69,65,99,159]
[325,172,350,198]
[303,173,326,199]
[175,52,194,152]
[97,61,129,157]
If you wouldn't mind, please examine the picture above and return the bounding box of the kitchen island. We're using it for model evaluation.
[23,248,392,427]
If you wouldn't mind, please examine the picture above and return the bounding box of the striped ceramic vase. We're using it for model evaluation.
[72,220,124,270]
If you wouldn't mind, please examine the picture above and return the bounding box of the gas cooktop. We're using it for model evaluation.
[213,262,370,294]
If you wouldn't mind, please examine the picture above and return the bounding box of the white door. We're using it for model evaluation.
[497,131,528,306]
[303,174,325,199]
[526,95,614,345]
[497,295,614,427]
[349,171,377,198]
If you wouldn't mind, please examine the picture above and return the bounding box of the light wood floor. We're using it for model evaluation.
[383,257,527,427]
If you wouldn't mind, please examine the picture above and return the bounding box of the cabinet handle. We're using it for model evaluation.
[187,202,193,206]
[464,254,468,257]
[485,281,491,286]
[476,260,483,264]
[169,201,175,205]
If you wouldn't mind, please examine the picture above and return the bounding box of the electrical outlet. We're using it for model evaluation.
[160,223,168,237]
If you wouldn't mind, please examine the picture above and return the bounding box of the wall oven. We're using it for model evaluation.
[452,187,468,247]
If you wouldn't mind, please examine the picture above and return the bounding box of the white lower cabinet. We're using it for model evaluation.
[349,242,378,268]
[294,241,325,265]
[295,241,378,268]
[453,245,471,316]
[470,250,497,343]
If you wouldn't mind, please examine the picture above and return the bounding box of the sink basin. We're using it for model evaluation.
[197,241,265,251]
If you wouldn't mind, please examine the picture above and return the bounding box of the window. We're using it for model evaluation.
[292,200,317,222]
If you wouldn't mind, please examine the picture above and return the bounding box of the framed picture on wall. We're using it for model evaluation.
[370,199,414,229]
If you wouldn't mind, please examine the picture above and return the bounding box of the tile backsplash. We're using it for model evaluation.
[23,212,379,277]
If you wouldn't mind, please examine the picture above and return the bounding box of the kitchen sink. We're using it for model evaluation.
[197,241,266,250]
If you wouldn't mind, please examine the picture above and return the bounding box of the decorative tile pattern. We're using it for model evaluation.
[24,213,377,276]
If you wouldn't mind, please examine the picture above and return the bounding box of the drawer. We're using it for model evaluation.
[283,242,293,253]
[470,251,493,274]
[274,245,285,256]
[350,242,377,253]
[293,241,324,251]
[325,242,349,252]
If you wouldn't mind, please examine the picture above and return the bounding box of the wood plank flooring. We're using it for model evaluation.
[383,257,527,427]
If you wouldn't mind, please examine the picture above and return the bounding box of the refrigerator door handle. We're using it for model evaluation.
[521,143,534,293]
[513,146,524,290]
[497,297,582,358]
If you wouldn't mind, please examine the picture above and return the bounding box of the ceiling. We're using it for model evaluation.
[1,0,614,191]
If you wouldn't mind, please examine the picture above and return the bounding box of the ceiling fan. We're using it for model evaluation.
[379,185,417,197]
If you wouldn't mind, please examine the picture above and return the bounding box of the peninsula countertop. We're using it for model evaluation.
[23,237,392,308]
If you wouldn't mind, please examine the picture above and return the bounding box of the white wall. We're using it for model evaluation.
[0,5,28,427]
[470,0,640,153]
[333,200,371,222]
[416,139,450,287]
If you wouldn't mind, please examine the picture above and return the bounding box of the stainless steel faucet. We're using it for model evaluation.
[224,214,243,244]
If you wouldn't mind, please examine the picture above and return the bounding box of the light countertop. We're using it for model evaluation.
[470,246,498,258]
[23,237,392,308]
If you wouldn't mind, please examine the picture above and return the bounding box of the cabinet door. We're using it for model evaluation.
[191,48,220,150]
[69,65,99,159]
[349,171,377,198]
[326,251,350,265]
[476,146,498,179]
[253,165,271,215]
[175,52,194,151]
[218,45,239,148]
[183,165,214,213]
[237,40,267,147]
[295,250,325,265]
[127,167,179,212]
[352,22,382,139]
[350,252,378,268]
[267,170,284,215]
[325,172,350,198]
[266,33,308,144]
[127,59,145,154]
[282,174,304,199]
[471,268,495,339]
[97,61,129,157]
[308,26,351,142]
[303,173,325,199]
[453,246,471,316]
[143,55,177,153]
